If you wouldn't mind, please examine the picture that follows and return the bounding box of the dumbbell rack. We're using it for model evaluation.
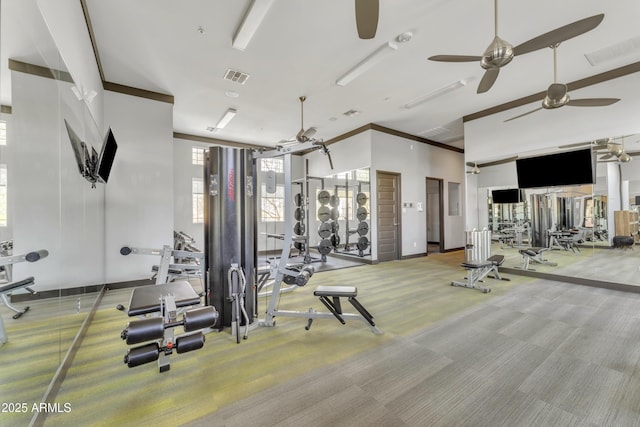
[292,170,326,265]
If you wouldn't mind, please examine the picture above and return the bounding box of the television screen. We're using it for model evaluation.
[64,119,86,176]
[97,127,117,183]
[492,189,521,204]
[516,148,594,189]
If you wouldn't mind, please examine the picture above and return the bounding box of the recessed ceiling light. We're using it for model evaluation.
[225,90,240,98]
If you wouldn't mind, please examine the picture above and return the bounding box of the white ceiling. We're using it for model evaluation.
[3,0,640,153]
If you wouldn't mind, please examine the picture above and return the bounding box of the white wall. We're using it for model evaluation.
[104,91,174,283]
[11,71,105,290]
[371,131,466,255]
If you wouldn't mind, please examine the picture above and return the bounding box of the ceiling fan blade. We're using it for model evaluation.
[477,156,518,168]
[627,151,640,157]
[504,106,543,122]
[559,141,592,149]
[567,98,621,107]
[428,54,483,62]
[355,0,379,39]
[600,153,614,160]
[513,14,605,56]
[477,68,500,93]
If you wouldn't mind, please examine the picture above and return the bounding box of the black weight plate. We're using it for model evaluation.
[317,206,331,222]
[294,207,305,221]
[294,242,305,251]
[330,207,340,221]
[318,222,332,238]
[317,239,333,255]
[331,234,341,247]
[356,206,368,221]
[357,236,370,251]
[356,192,368,206]
[294,222,305,236]
[294,193,303,207]
[317,190,330,205]
[331,221,340,234]
[329,194,340,207]
[357,221,369,236]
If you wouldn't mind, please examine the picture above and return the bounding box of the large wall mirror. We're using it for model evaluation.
[1,1,107,420]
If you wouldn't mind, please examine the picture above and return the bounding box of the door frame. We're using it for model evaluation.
[425,177,444,254]
[376,170,402,261]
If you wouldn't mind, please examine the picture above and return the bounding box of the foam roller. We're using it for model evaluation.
[183,306,218,332]
[121,317,164,344]
[176,332,205,354]
[124,343,160,367]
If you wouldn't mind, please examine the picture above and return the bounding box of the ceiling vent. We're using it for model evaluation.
[584,36,640,66]
[343,109,361,117]
[420,127,449,138]
[223,68,250,85]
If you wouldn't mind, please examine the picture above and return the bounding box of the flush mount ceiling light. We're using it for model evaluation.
[336,41,398,86]
[232,0,275,51]
[208,108,237,132]
[403,79,468,109]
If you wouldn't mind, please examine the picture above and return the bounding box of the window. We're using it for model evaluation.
[261,183,285,222]
[0,165,7,227]
[192,178,204,223]
[192,146,205,165]
[260,158,283,173]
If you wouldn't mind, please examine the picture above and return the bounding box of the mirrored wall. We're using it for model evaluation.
[1,2,107,422]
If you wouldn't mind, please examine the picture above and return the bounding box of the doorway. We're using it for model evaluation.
[376,171,401,262]
[426,177,444,254]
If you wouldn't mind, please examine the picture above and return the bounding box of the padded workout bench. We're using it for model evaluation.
[451,254,510,293]
[121,281,216,372]
[0,276,37,345]
[302,285,381,334]
[516,247,558,271]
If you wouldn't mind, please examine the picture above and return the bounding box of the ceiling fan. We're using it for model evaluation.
[598,136,634,163]
[355,0,379,39]
[277,96,334,169]
[465,155,518,173]
[428,0,604,94]
[504,44,620,122]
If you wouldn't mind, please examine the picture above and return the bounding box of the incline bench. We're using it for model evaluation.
[451,255,510,293]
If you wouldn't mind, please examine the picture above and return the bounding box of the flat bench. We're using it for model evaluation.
[309,285,377,331]
[516,247,557,271]
[451,255,510,293]
[1,276,37,345]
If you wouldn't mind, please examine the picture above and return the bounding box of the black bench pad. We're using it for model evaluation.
[128,281,201,316]
[314,285,357,298]
[0,277,35,294]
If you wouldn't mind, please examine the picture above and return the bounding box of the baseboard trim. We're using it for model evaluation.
[401,253,427,260]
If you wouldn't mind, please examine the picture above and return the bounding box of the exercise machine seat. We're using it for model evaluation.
[314,285,357,298]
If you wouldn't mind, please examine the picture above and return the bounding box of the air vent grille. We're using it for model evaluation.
[584,36,640,66]
[420,127,449,138]
[223,69,250,85]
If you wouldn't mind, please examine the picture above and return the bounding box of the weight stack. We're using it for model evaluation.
[203,147,256,329]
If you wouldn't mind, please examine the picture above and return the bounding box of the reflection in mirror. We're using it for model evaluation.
[0,3,107,424]
[470,145,640,290]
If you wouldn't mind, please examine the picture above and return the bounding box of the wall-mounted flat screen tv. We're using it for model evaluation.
[97,127,117,183]
[492,188,521,204]
[516,148,594,189]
